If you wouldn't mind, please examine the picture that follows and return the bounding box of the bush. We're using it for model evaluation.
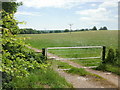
[96,48,120,75]
[95,63,107,71]
[115,49,120,66]
[1,10,48,89]
[105,48,115,64]
[105,48,120,66]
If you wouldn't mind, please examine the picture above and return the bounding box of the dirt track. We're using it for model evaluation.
[28,46,119,88]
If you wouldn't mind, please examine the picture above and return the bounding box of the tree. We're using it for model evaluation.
[99,27,103,30]
[80,29,85,31]
[85,28,89,31]
[2,1,22,14]
[54,30,62,33]
[49,31,54,33]
[99,26,108,30]
[102,26,108,30]
[92,26,97,30]
[2,1,22,35]
[64,29,69,32]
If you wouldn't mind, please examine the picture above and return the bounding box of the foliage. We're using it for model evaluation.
[77,28,89,31]
[114,49,120,66]
[6,68,72,88]
[96,63,120,75]
[1,1,22,35]
[2,25,47,89]
[105,64,120,75]
[2,1,22,14]
[2,36,48,88]
[95,63,107,71]
[92,26,97,30]
[104,48,119,65]
[1,3,47,89]
[54,30,62,33]
[64,29,69,32]
[1,1,72,89]
[19,26,108,34]
[99,26,108,30]
[20,28,41,34]
[2,10,19,35]
[96,48,120,75]
[20,28,65,34]
[105,48,115,63]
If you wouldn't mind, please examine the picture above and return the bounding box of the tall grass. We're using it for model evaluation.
[95,63,120,75]
[11,68,72,88]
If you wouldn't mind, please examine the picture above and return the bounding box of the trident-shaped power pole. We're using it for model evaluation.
[69,24,73,34]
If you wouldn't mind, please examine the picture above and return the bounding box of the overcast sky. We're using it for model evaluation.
[15,0,118,30]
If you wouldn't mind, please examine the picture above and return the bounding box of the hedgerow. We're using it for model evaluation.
[96,48,120,75]
[1,7,48,89]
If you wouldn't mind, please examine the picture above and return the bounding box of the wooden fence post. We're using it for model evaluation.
[102,46,106,62]
[42,48,47,60]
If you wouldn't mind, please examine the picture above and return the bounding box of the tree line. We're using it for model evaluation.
[19,26,108,34]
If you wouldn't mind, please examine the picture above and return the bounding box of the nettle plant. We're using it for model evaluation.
[1,10,48,87]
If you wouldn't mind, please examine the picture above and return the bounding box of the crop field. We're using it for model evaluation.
[20,30,118,67]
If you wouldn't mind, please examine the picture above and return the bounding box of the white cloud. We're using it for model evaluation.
[15,11,42,16]
[17,0,80,9]
[91,4,97,7]
[115,15,118,18]
[77,8,107,15]
[76,7,111,22]
[99,1,118,8]
[74,1,118,30]
[17,0,119,9]
[75,1,118,25]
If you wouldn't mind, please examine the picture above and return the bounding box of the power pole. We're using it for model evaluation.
[69,24,73,34]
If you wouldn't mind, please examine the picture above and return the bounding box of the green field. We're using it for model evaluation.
[20,30,118,67]
[21,30,118,49]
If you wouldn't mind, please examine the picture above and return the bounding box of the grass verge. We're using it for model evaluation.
[54,60,100,76]
[95,63,120,75]
[11,68,72,88]
[67,67,91,76]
